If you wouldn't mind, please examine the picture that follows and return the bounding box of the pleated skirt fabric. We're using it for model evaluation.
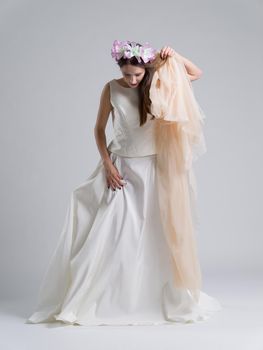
[26,152,221,326]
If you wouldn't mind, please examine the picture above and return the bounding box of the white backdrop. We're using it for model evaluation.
[0,0,262,302]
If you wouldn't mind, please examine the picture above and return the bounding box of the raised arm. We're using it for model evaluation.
[175,52,203,81]
[159,46,203,81]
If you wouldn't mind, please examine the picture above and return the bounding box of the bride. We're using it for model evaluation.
[26,40,222,326]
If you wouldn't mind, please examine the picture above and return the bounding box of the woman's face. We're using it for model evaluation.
[120,64,145,88]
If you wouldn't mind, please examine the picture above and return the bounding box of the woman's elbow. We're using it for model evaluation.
[198,68,203,76]
[195,68,203,78]
[190,69,203,81]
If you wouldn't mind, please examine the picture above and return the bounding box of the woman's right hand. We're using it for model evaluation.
[103,159,125,191]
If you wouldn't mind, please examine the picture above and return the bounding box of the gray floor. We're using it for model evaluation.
[1,273,262,350]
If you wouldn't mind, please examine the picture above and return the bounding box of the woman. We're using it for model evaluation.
[98,44,203,192]
[26,40,221,326]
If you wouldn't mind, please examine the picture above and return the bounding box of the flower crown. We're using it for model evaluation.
[111,40,157,64]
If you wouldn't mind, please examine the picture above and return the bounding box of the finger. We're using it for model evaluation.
[110,182,116,191]
[107,177,114,191]
[112,165,123,179]
[114,180,122,189]
[110,175,120,185]
[108,177,118,190]
[162,47,170,59]
[106,178,110,188]
[164,47,172,56]
[116,173,123,180]
[117,175,125,185]
[113,172,124,185]
[117,180,124,188]
[109,178,117,191]
[168,48,175,56]
[160,46,168,58]
[113,177,123,189]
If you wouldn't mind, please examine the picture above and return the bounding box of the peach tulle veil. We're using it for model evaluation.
[149,53,207,303]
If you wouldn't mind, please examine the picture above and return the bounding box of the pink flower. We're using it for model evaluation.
[111,40,157,63]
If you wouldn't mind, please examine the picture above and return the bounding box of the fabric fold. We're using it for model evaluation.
[149,53,207,302]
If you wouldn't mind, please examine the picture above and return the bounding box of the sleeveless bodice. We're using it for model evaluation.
[107,79,157,157]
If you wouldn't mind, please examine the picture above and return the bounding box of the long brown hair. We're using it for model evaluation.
[115,43,166,126]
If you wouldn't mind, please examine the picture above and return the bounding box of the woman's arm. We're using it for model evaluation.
[175,52,203,81]
[94,82,113,165]
[159,46,203,81]
[94,83,124,191]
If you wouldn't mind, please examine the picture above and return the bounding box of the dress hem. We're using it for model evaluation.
[26,304,222,327]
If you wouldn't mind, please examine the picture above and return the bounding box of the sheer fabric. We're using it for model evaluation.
[149,53,207,302]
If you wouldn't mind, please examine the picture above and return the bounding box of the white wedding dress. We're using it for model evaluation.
[26,79,222,326]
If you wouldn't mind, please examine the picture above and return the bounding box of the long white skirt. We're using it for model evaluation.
[26,152,222,326]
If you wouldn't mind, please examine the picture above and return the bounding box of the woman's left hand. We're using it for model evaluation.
[160,46,176,59]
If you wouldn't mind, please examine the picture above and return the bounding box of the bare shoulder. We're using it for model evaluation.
[101,81,111,95]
